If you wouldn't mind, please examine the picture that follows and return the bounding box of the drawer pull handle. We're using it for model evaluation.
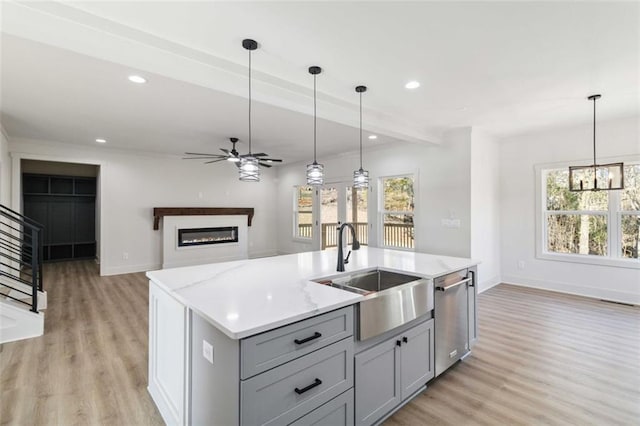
[294,332,322,345]
[402,336,408,343]
[295,378,322,395]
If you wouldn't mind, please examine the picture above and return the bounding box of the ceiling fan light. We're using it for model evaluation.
[239,157,260,182]
[227,156,240,163]
[353,168,369,189]
[307,162,325,185]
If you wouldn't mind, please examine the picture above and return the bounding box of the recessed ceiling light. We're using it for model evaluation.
[405,81,420,89]
[368,135,378,140]
[95,138,107,143]
[128,75,147,84]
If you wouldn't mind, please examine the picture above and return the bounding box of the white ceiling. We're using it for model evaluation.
[1,1,638,163]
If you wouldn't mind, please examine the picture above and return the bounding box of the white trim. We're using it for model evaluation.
[502,274,639,306]
[10,151,106,275]
[378,172,417,251]
[477,275,501,293]
[535,157,640,270]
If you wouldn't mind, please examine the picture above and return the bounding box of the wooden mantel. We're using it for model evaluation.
[153,207,254,230]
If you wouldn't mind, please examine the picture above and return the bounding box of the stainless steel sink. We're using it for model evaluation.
[313,268,434,340]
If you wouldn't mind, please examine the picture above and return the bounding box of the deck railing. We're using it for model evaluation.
[298,222,414,249]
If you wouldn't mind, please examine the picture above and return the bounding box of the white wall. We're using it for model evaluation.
[276,129,472,258]
[499,116,640,304]
[470,130,501,292]
[9,138,279,275]
[0,127,10,206]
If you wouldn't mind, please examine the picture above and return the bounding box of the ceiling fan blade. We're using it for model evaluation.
[204,158,229,164]
[250,153,268,157]
[260,158,283,163]
[258,162,273,168]
[184,152,220,156]
[220,148,231,155]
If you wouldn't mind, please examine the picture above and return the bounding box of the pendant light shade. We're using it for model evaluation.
[353,85,369,189]
[239,38,260,182]
[306,66,324,185]
[569,95,624,191]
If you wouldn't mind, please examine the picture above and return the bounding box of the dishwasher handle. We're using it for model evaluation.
[435,276,472,292]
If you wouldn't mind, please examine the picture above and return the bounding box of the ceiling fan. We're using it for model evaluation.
[183,137,283,168]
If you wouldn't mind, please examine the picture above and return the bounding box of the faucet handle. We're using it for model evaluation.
[344,250,352,264]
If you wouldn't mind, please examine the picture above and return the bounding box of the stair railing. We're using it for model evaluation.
[0,204,44,313]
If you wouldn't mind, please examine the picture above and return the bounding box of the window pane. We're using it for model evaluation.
[546,214,607,255]
[383,177,414,212]
[546,169,608,211]
[346,187,368,245]
[383,214,414,249]
[621,214,640,259]
[296,186,313,238]
[621,164,640,211]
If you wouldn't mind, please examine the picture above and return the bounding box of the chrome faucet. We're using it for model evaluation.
[337,223,361,272]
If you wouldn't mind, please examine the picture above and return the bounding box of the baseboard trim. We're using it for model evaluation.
[478,275,501,294]
[501,274,640,306]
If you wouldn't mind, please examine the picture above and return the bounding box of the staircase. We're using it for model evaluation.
[0,204,46,344]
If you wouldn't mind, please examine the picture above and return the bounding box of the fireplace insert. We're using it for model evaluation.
[178,226,238,247]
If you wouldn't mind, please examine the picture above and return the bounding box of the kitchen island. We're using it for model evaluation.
[146,247,479,426]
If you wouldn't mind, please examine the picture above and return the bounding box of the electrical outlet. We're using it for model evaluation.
[518,260,525,270]
[122,252,129,260]
[203,340,213,364]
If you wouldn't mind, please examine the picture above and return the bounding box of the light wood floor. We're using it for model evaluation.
[1,261,639,425]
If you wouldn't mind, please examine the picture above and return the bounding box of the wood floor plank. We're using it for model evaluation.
[1,264,638,425]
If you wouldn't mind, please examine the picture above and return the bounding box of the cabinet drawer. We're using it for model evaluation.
[241,339,354,426]
[241,306,353,379]
[290,389,354,426]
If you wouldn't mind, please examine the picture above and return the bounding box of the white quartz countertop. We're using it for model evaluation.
[146,247,479,340]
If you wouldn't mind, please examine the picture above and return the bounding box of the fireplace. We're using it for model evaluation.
[178,226,239,247]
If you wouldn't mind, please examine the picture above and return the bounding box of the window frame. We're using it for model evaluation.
[378,173,416,251]
[535,158,640,269]
[292,185,314,243]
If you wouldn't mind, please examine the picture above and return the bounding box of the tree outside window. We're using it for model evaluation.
[543,163,639,260]
[381,176,414,249]
[294,186,313,239]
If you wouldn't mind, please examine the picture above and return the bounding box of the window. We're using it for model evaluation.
[380,175,414,249]
[294,186,313,239]
[541,163,639,265]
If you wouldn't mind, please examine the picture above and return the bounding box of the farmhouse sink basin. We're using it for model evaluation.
[313,268,434,340]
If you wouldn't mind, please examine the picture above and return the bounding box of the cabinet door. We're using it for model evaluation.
[355,338,401,426]
[400,320,434,400]
[468,268,478,347]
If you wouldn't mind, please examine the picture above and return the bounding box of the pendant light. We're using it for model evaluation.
[569,94,624,191]
[239,39,260,182]
[353,85,369,189]
[306,66,324,185]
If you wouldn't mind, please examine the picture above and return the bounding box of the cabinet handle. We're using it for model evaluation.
[468,270,475,287]
[396,340,402,347]
[294,332,322,345]
[402,336,408,343]
[295,378,322,395]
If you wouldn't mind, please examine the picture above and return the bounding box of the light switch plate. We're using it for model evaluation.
[203,340,213,364]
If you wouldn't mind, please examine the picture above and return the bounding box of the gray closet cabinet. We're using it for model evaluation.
[354,319,434,426]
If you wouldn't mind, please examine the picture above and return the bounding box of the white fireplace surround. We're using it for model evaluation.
[162,215,248,269]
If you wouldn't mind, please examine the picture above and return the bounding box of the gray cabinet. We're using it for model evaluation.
[191,306,355,426]
[290,389,354,426]
[355,319,434,426]
[241,339,353,426]
[241,306,353,379]
[400,320,434,400]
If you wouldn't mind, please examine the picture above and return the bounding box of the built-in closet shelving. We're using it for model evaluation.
[22,173,97,262]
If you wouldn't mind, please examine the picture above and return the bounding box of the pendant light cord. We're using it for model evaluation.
[313,74,317,163]
[359,92,363,169]
[592,96,596,167]
[248,48,252,155]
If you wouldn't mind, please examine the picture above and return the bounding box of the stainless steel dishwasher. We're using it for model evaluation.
[434,269,472,377]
